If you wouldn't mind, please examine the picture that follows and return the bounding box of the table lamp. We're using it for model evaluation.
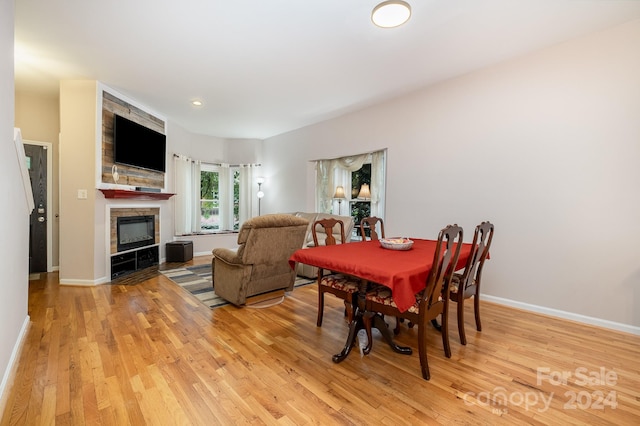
[357,183,371,200]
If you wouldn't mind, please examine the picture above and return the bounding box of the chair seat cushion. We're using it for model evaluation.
[449,273,476,294]
[366,286,423,314]
[366,285,444,314]
[449,273,463,293]
[320,274,360,293]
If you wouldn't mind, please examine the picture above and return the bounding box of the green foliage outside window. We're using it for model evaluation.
[350,201,371,228]
[351,163,371,227]
[232,170,240,230]
[201,171,219,230]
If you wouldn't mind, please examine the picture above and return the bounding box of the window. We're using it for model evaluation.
[200,168,220,231]
[174,155,259,236]
[315,150,386,235]
[350,163,372,237]
[200,164,240,231]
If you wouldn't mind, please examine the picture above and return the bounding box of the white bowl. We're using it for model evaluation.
[379,237,414,251]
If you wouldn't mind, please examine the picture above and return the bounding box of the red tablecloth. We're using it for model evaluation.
[289,239,473,313]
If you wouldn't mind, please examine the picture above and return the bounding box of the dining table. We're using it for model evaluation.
[288,238,473,363]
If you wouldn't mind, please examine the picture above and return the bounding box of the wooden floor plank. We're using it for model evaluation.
[1,255,639,425]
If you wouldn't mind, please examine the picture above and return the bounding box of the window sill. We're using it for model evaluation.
[177,230,238,236]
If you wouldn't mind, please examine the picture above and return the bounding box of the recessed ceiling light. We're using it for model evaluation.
[372,1,411,28]
[191,100,203,107]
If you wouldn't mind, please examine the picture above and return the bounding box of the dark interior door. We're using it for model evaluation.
[24,144,47,273]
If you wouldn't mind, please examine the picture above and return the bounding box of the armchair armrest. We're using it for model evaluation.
[212,247,242,266]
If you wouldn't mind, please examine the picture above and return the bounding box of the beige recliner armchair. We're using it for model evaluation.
[212,214,309,306]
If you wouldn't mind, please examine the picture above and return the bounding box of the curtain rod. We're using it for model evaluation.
[173,153,260,168]
[311,148,386,163]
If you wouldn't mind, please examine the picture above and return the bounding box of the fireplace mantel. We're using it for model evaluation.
[99,189,174,201]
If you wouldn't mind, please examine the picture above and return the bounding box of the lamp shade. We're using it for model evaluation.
[357,183,371,200]
[333,185,346,199]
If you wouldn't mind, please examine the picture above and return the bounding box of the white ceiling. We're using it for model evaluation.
[14,0,640,139]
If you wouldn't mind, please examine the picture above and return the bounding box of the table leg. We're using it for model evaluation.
[332,279,412,362]
[332,311,364,363]
[370,313,412,355]
[431,318,442,331]
[333,279,368,363]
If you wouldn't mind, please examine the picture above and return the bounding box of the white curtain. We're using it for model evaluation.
[315,160,333,213]
[239,165,258,223]
[370,150,386,218]
[174,154,201,235]
[218,164,232,230]
[335,154,368,172]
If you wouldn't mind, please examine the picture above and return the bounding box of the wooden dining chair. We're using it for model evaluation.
[312,218,360,327]
[360,216,385,241]
[449,221,494,345]
[359,216,406,332]
[363,224,464,380]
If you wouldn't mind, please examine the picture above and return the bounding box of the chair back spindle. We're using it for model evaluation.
[422,224,463,310]
[312,218,345,247]
[360,217,385,241]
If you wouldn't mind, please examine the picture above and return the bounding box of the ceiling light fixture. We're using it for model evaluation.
[191,100,203,107]
[371,1,411,28]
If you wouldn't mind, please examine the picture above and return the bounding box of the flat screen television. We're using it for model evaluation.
[113,114,166,172]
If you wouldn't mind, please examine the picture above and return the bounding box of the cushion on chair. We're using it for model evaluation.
[365,286,443,315]
[449,273,463,293]
[320,274,360,293]
[450,272,477,294]
[236,214,309,260]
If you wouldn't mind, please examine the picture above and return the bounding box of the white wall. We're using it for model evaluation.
[168,123,226,164]
[59,81,98,283]
[0,0,30,409]
[264,20,640,330]
[224,137,262,165]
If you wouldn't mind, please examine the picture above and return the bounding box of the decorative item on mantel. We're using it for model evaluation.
[111,164,119,184]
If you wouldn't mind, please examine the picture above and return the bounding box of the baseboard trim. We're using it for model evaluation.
[0,315,31,415]
[59,278,100,286]
[481,294,640,336]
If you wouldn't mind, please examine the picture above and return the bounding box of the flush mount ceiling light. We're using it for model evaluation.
[191,100,203,107]
[371,1,411,28]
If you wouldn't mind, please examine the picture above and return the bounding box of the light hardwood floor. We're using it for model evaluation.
[2,255,639,425]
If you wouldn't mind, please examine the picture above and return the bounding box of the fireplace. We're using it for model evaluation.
[117,215,155,252]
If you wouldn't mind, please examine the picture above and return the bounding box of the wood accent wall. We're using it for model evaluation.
[101,91,166,189]
[109,208,160,254]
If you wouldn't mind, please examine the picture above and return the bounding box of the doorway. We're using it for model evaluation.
[24,141,52,273]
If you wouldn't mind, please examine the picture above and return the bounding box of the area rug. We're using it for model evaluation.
[160,264,315,309]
